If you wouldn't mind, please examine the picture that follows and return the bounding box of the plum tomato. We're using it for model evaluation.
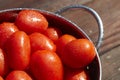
[43,27,62,42]
[0,48,8,77]
[61,39,96,68]
[0,22,18,48]
[5,70,32,80]
[55,34,76,57]
[30,50,63,80]
[29,32,56,53]
[15,10,48,34]
[0,76,3,80]
[4,31,31,70]
[64,69,89,80]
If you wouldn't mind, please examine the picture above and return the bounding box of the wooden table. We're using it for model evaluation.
[0,0,120,80]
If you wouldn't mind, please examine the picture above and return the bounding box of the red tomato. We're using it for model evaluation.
[0,48,8,77]
[0,76,3,80]
[30,50,63,80]
[5,70,32,80]
[43,27,62,42]
[29,32,56,52]
[64,69,89,80]
[0,22,18,48]
[55,34,76,56]
[5,31,31,70]
[15,10,48,34]
[61,39,96,68]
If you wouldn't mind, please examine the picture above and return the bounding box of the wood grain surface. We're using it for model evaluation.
[0,0,120,80]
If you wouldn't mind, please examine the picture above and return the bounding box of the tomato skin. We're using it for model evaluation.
[5,31,31,70]
[0,48,8,77]
[55,34,76,56]
[15,10,48,34]
[29,32,56,52]
[5,70,32,80]
[0,76,4,80]
[30,50,63,80]
[64,69,89,80]
[0,22,18,48]
[61,39,96,68]
[43,27,62,42]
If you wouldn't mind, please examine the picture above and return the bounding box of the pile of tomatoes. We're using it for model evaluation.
[0,10,96,80]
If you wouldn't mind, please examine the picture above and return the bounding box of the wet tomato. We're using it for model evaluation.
[5,70,32,80]
[64,69,89,80]
[43,27,62,42]
[55,34,76,57]
[30,50,63,80]
[5,31,31,70]
[29,32,56,53]
[0,48,8,77]
[15,10,48,34]
[0,76,3,80]
[61,39,96,68]
[0,22,18,48]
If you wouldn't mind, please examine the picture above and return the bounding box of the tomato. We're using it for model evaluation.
[0,76,3,80]
[61,39,96,68]
[0,22,18,48]
[29,32,56,53]
[43,27,62,42]
[5,70,32,80]
[64,69,89,80]
[0,48,8,77]
[15,10,48,34]
[30,50,63,80]
[55,34,76,56]
[5,31,31,70]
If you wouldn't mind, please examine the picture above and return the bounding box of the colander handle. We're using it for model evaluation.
[55,5,104,50]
